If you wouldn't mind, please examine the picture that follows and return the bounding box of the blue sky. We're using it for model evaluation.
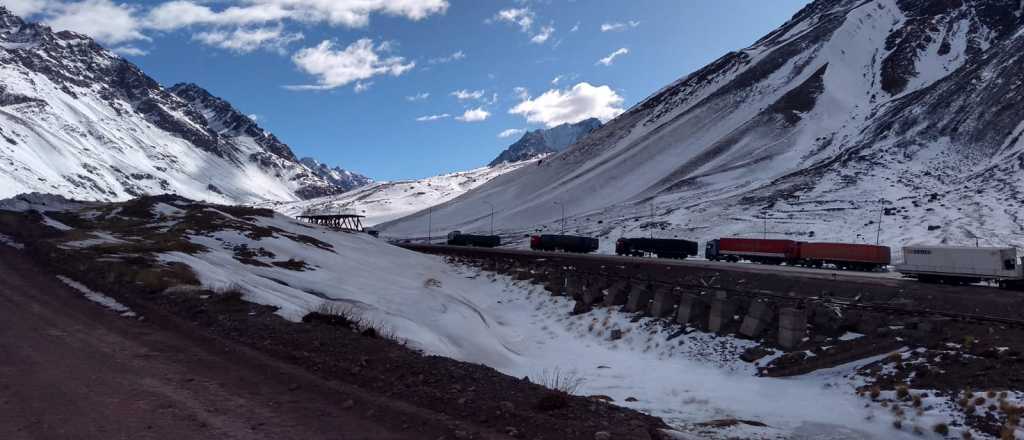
[11,0,810,180]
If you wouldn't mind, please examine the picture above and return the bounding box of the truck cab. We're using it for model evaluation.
[705,239,720,260]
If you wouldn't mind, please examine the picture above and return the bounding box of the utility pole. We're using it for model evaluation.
[650,202,655,239]
[427,205,432,244]
[483,201,495,236]
[876,199,884,245]
[762,211,768,240]
[554,201,565,234]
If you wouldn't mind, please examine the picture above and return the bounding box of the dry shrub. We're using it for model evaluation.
[213,282,246,303]
[303,303,403,344]
[933,423,949,435]
[896,385,910,399]
[538,367,586,395]
[912,395,923,408]
[870,386,881,399]
[975,396,987,406]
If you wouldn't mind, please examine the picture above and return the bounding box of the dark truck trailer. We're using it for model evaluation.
[706,238,799,264]
[616,238,698,259]
[530,234,599,254]
[796,242,891,270]
[446,231,501,248]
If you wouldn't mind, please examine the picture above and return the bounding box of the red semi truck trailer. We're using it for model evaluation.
[707,238,891,270]
[705,238,799,264]
[795,242,891,270]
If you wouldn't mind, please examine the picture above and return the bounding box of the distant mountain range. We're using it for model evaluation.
[489,118,602,166]
[0,7,366,203]
[381,0,1024,249]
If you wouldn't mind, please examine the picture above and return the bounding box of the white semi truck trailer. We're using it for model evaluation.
[896,246,1024,288]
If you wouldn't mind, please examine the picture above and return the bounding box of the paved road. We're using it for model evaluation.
[401,244,909,287]
[0,245,449,440]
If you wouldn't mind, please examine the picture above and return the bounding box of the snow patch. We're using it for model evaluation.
[56,275,137,318]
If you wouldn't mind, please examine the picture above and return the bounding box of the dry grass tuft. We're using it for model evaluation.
[537,367,586,395]
[933,423,949,436]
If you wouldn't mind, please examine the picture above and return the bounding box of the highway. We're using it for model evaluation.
[398,243,909,288]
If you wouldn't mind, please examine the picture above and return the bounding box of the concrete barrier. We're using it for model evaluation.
[624,283,654,313]
[779,307,807,350]
[739,300,774,338]
[582,280,608,306]
[603,281,631,307]
[649,286,679,318]
[565,275,582,300]
[676,292,709,327]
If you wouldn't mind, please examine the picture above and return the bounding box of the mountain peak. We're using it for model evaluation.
[298,157,374,192]
[489,118,602,166]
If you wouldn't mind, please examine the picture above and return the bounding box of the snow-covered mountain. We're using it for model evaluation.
[381,0,1024,250]
[297,157,373,192]
[489,118,602,166]
[0,8,354,203]
[261,159,535,227]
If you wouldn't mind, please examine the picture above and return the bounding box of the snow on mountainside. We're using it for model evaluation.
[261,159,534,227]
[382,0,1024,251]
[297,157,373,192]
[489,118,602,166]
[0,8,351,203]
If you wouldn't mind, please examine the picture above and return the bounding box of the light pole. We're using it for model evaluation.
[553,201,566,234]
[483,201,495,236]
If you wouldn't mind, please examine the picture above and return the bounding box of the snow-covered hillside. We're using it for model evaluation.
[0,192,975,439]
[261,159,534,227]
[0,8,358,204]
[381,0,1024,250]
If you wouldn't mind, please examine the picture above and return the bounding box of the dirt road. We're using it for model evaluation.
[0,245,461,440]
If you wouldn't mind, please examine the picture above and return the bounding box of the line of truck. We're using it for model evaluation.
[443,231,1024,290]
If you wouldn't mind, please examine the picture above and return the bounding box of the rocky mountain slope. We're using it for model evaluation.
[489,118,602,166]
[382,0,1024,250]
[0,8,361,204]
[261,159,534,227]
[298,157,373,192]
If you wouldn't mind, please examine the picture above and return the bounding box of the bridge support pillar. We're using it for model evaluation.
[676,292,708,327]
[624,283,654,313]
[565,275,582,300]
[739,300,774,338]
[779,308,807,350]
[648,287,679,318]
[582,279,607,306]
[708,291,736,334]
[602,281,630,307]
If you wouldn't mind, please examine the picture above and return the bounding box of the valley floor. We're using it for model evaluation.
[0,245,454,440]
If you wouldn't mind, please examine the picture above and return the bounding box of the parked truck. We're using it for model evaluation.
[896,246,1024,288]
[705,238,799,264]
[795,242,891,270]
[616,238,698,259]
[446,231,501,248]
[530,234,599,254]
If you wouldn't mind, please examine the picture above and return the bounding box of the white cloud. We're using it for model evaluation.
[193,24,303,53]
[248,113,261,121]
[491,7,533,32]
[416,113,450,122]
[45,0,148,44]
[146,0,448,30]
[530,24,553,44]
[456,107,489,122]
[111,45,149,56]
[428,49,465,64]
[4,0,47,16]
[353,80,373,93]
[596,47,629,66]
[551,74,577,86]
[509,82,623,127]
[569,21,579,32]
[287,38,414,91]
[600,20,639,32]
[498,128,525,138]
[451,89,484,101]
[406,92,430,101]
[513,86,529,100]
